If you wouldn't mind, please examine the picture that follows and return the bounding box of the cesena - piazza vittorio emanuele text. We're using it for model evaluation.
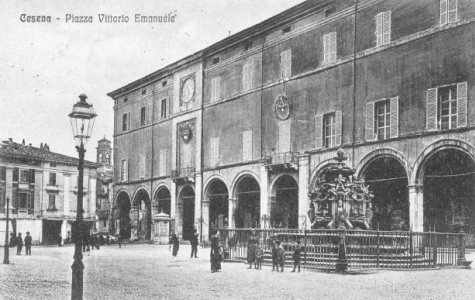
[19,13,177,23]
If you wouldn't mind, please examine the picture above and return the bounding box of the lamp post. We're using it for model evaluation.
[69,94,97,300]
[3,197,10,264]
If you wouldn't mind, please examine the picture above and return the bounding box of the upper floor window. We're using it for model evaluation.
[19,169,34,183]
[49,173,56,186]
[323,32,337,64]
[211,77,221,102]
[142,89,146,95]
[159,148,168,176]
[243,64,254,91]
[427,82,467,131]
[122,113,129,132]
[212,56,220,65]
[325,6,337,17]
[162,80,167,87]
[280,50,292,79]
[18,192,33,209]
[282,26,291,35]
[244,41,253,51]
[48,194,56,210]
[440,0,458,26]
[121,159,128,181]
[105,153,110,165]
[0,166,6,181]
[242,130,253,161]
[124,97,128,103]
[278,120,291,153]
[365,97,399,141]
[210,137,220,166]
[140,106,146,126]
[139,157,145,179]
[315,111,342,149]
[161,99,168,119]
[376,11,391,47]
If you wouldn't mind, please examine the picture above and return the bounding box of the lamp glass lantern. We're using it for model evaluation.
[69,94,97,145]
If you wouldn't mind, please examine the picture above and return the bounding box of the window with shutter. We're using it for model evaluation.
[243,64,253,91]
[278,120,291,153]
[242,130,253,161]
[440,0,457,25]
[390,97,399,138]
[457,82,467,128]
[122,113,129,131]
[315,114,323,149]
[335,110,342,146]
[375,100,391,140]
[324,113,336,148]
[211,77,221,102]
[140,157,145,179]
[280,50,292,79]
[159,149,167,176]
[160,99,168,119]
[121,159,128,181]
[13,168,19,182]
[210,137,220,165]
[440,0,448,25]
[140,106,146,126]
[426,88,438,131]
[365,102,375,141]
[323,32,337,64]
[376,12,391,46]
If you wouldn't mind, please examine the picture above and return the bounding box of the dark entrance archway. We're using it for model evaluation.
[235,176,260,228]
[178,186,195,241]
[116,191,131,239]
[423,149,475,233]
[208,180,229,235]
[361,157,409,231]
[133,189,151,240]
[155,187,171,216]
[270,175,298,228]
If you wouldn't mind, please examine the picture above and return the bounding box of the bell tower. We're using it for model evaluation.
[97,138,112,166]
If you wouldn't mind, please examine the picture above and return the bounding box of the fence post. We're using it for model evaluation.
[457,231,471,269]
[409,231,413,269]
[336,229,348,272]
[376,230,380,268]
[433,234,438,267]
[304,229,307,267]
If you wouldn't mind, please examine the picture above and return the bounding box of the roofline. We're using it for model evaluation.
[107,0,331,99]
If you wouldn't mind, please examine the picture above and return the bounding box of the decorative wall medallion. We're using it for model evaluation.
[179,124,192,143]
[275,95,291,120]
[180,74,195,105]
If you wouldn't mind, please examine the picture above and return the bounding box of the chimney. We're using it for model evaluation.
[9,138,12,142]
[28,143,32,147]
[40,143,43,149]
[22,139,25,145]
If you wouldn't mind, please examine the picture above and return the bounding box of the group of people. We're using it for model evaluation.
[168,228,200,259]
[247,230,301,273]
[9,232,32,256]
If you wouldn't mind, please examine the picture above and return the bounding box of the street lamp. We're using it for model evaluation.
[3,197,10,264]
[69,94,97,300]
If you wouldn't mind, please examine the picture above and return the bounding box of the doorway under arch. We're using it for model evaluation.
[178,185,195,240]
[207,180,229,236]
[361,156,409,231]
[116,191,131,239]
[235,176,260,228]
[270,175,298,229]
[133,189,151,240]
[155,187,171,217]
[422,149,475,233]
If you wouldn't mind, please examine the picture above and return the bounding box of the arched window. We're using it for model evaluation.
[98,153,103,163]
[105,153,110,165]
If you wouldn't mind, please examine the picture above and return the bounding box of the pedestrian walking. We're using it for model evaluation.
[210,228,221,273]
[117,234,122,248]
[24,232,32,256]
[58,233,62,247]
[247,229,259,269]
[169,232,179,257]
[190,228,199,258]
[9,232,16,247]
[291,239,301,273]
[83,232,90,252]
[16,233,23,255]
[276,240,285,272]
[271,237,278,271]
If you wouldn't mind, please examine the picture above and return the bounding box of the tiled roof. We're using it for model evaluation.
[0,140,98,168]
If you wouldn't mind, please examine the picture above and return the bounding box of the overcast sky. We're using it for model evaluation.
[0,0,305,162]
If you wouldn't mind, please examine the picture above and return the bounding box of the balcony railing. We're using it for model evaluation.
[171,167,196,184]
[265,151,298,171]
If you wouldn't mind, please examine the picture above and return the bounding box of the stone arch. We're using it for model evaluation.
[230,170,260,199]
[269,172,298,197]
[204,174,230,197]
[114,188,132,206]
[412,139,475,185]
[153,183,171,217]
[356,148,411,181]
[152,182,171,201]
[177,184,196,240]
[131,185,151,205]
[309,158,336,189]
[269,172,299,229]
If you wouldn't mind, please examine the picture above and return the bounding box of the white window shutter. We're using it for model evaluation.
[335,110,342,146]
[280,51,286,78]
[427,88,438,131]
[448,0,458,23]
[376,13,383,47]
[323,34,330,63]
[249,65,254,89]
[365,102,375,141]
[315,114,323,149]
[390,97,399,138]
[216,77,221,100]
[383,11,391,45]
[330,32,337,62]
[440,0,448,25]
[457,82,468,128]
[125,160,129,181]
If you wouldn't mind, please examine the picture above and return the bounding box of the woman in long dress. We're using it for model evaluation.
[169,232,179,257]
[210,229,221,273]
[247,229,259,269]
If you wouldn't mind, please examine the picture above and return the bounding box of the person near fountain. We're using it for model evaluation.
[276,240,285,272]
[291,239,301,273]
[247,229,259,269]
[210,228,221,273]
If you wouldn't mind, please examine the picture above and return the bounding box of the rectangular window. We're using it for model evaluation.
[122,113,129,132]
[20,170,28,183]
[124,97,128,103]
[440,0,458,25]
[0,191,4,208]
[325,6,337,17]
[440,85,458,130]
[280,50,292,79]
[316,111,342,149]
[278,120,291,153]
[242,130,253,161]
[121,159,128,181]
[161,99,167,119]
[323,32,337,64]
[49,173,56,185]
[48,194,56,210]
[376,11,391,47]
[142,89,146,95]
[212,56,220,64]
[376,101,391,140]
[140,157,145,179]
[159,149,167,176]
[211,77,221,102]
[324,113,337,148]
[243,64,254,91]
[140,107,146,126]
[282,26,291,35]
[210,137,220,166]
[18,192,32,209]
[244,41,253,51]
[427,82,467,131]
[162,80,167,87]
[1,166,6,181]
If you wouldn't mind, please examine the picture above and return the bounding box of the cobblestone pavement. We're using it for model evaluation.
[1,244,474,300]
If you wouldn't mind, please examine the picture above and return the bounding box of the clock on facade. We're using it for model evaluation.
[180,76,195,104]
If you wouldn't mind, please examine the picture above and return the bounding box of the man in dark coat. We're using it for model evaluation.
[58,233,62,247]
[190,228,199,258]
[16,233,23,255]
[24,232,32,256]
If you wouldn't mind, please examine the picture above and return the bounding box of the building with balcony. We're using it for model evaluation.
[0,138,98,245]
[107,0,475,242]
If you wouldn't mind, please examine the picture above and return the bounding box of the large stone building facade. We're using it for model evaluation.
[0,138,97,245]
[107,0,475,242]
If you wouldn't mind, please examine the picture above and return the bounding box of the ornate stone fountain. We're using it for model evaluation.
[308,149,374,230]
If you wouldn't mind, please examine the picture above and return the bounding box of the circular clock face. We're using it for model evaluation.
[181,77,195,103]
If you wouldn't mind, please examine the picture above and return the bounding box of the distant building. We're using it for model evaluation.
[0,138,98,245]
[95,138,113,235]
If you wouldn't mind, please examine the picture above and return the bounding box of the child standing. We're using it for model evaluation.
[271,239,278,271]
[291,239,301,272]
[276,240,285,272]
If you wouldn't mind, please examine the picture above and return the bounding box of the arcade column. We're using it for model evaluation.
[260,164,269,228]
[408,185,423,232]
[228,198,236,230]
[298,153,310,229]
[201,198,209,242]
[194,173,202,231]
